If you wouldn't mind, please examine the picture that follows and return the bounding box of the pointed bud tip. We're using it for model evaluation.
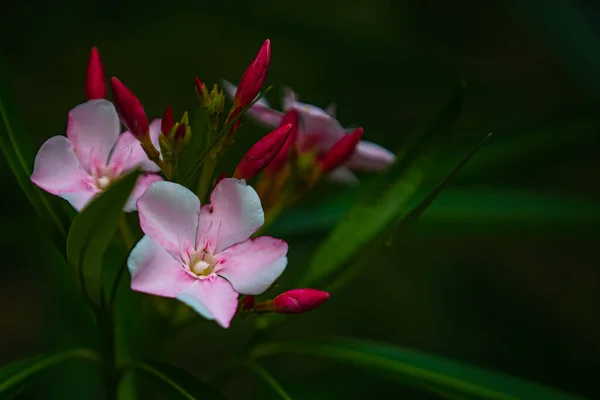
[110,77,149,140]
[85,46,106,100]
[161,106,175,137]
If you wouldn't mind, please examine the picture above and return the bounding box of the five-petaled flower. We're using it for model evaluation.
[222,83,396,184]
[127,178,288,328]
[30,99,163,211]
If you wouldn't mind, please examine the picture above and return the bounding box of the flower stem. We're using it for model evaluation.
[97,306,120,400]
[196,153,218,203]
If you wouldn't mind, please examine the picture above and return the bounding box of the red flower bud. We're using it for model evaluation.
[174,123,186,141]
[233,123,293,181]
[161,105,174,137]
[241,295,255,310]
[110,77,150,141]
[319,127,364,173]
[233,39,271,110]
[265,110,299,174]
[85,47,106,100]
[195,77,205,97]
[272,289,330,314]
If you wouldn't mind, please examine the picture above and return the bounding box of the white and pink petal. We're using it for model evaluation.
[176,277,239,328]
[31,136,92,195]
[216,236,288,295]
[136,181,200,256]
[128,236,196,297]
[198,178,264,254]
[108,119,162,175]
[123,173,163,213]
[346,140,395,171]
[66,99,120,172]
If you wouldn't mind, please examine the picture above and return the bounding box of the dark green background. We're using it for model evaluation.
[1,0,599,398]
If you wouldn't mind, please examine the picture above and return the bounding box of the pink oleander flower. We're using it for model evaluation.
[222,83,395,183]
[127,178,288,328]
[30,99,163,211]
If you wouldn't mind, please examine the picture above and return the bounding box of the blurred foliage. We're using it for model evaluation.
[1,0,599,399]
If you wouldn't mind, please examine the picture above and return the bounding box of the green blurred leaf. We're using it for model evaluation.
[0,59,70,248]
[270,188,600,237]
[251,339,585,400]
[0,349,101,397]
[300,83,466,286]
[248,364,292,400]
[133,360,227,400]
[178,107,210,189]
[327,133,491,292]
[66,172,138,306]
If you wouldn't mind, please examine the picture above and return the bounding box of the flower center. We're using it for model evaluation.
[95,175,111,190]
[90,165,116,192]
[184,249,216,277]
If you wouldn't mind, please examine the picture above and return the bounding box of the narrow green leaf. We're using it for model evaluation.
[0,59,70,246]
[248,364,293,400]
[327,133,492,292]
[269,188,600,237]
[300,83,466,286]
[66,172,139,305]
[133,360,227,400]
[251,339,585,400]
[0,349,101,397]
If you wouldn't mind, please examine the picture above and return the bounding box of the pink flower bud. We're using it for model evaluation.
[233,39,271,110]
[265,110,299,174]
[233,123,293,181]
[161,105,174,137]
[319,127,364,173]
[272,289,330,314]
[110,77,150,141]
[85,47,106,100]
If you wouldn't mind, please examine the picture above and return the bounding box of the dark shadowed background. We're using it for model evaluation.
[1,0,599,398]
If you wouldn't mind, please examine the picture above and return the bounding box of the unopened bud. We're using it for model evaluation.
[85,47,106,100]
[271,289,330,314]
[233,123,293,181]
[174,112,189,142]
[110,77,150,141]
[318,128,364,174]
[266,110,299,174]
[233,39,271,110]
[161,106,175,137]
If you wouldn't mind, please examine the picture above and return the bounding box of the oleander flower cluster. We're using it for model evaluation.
[29,40,395,328]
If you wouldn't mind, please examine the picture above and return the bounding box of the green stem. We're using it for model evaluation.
[98,306,120,400]
[196,154,218,203]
